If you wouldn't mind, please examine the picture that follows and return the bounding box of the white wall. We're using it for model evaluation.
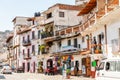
[107,21,120,57]
[14,17,30,26]
[44,7,82,31]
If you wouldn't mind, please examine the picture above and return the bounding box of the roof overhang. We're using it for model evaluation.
[6,35,13,43]
[78,0,97,16]
[27,17,35,21]
[17,28,31,34]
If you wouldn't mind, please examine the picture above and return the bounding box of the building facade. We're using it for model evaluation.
[6,0,120,78]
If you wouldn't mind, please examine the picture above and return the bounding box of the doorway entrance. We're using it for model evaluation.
[22,63,25,72]
[82,57,91,77]
[27,62,30,72]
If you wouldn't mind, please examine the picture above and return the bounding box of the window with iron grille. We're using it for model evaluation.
[59,12,64,17]
[111,39,119,53]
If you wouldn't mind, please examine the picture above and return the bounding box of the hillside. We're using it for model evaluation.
[0,30,12,54]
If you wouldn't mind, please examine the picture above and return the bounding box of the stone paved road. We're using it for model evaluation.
[0,73,95,80]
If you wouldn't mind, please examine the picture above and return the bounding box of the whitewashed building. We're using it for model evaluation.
[12,17,32,71]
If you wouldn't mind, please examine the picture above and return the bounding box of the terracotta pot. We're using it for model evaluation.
[95,50,99,54]
[91,71,96,78]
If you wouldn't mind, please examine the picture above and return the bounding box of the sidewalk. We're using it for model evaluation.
[32,73,95,80]
[3,73,95,80]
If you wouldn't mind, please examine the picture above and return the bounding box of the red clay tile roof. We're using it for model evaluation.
[49,3,84,11]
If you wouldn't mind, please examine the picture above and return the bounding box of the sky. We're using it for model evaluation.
[0,0,75,31]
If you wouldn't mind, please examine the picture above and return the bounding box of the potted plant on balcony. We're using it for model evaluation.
[95,49,102,54]
[40,44,46,53]
[41,31,46,38]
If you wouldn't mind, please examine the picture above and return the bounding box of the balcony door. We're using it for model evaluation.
[27,35,30,41]
[27,62,30,72]
[74,38,78,48]
[22,63,25,72]
[27,49,30,57]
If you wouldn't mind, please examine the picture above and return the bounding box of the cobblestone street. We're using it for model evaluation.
[0,73,95,80]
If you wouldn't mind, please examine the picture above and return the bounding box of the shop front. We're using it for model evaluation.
[80,50,104,78]
[58,46,80,78]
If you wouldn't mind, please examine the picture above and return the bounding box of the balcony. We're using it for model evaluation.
[55,31,80,41]
[24,54,31,60]
[22,40,31,46]
[57,45,80,55]
[76,0,119,32]
[41,31,55,42]
[45,17,54,24]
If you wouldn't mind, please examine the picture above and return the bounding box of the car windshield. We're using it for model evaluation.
[3,65,10,69]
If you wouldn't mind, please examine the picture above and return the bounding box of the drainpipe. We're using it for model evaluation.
[118,28,120,52]
[104,24,108,54]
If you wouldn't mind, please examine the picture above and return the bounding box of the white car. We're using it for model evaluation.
[95,58,120,80]
[1,65,12,74]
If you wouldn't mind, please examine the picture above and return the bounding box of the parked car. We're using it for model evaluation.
[1,65,12,74]
[95,57,120,80]
[16,67,24,73]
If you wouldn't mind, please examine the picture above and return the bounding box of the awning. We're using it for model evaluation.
[77,0,97,16]
[52,46,80,55]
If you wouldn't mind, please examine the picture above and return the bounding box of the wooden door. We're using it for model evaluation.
[86,57,91,77]
[23,63,25,72]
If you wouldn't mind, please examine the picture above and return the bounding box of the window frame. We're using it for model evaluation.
[105,61,116,72]
[32,31,35,39]
[59,11,65,17]
[47,12,52,19]
[98,62,105,70]
[68,39,71,46]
